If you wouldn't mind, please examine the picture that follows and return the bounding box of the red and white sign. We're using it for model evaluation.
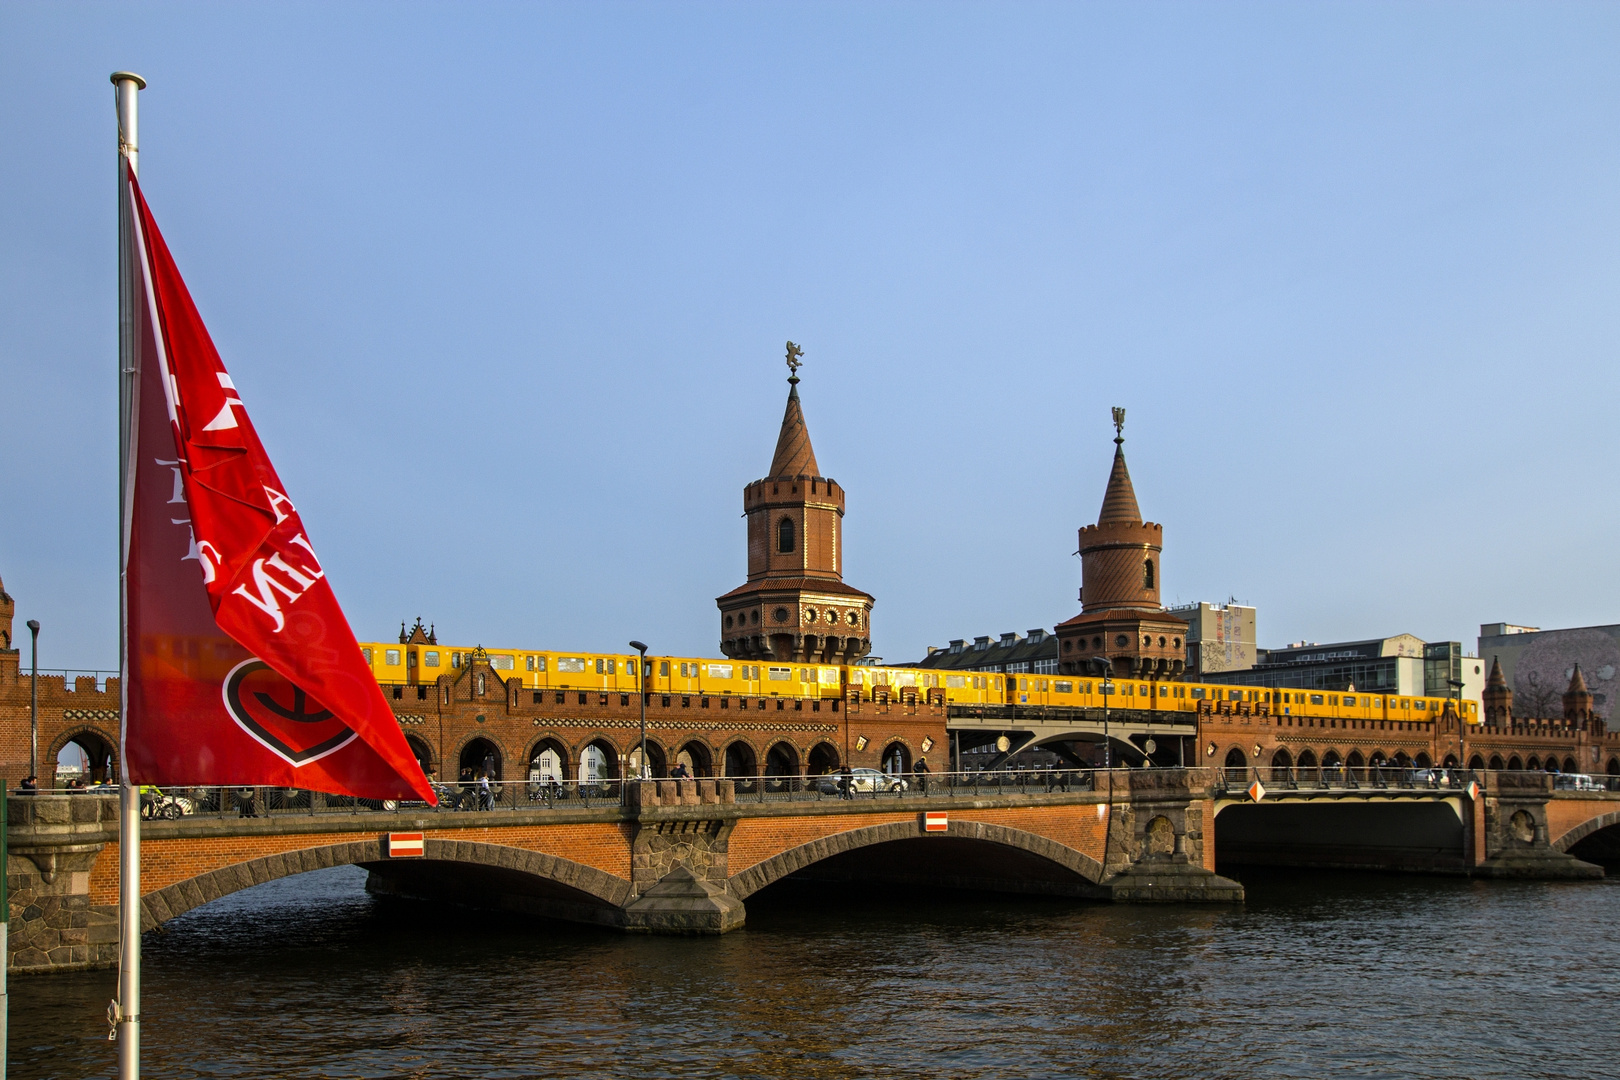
[1465,780,1480,801]
[924,812,948,833]
[1248,780,1266,802]
[386,832,425,858]
[119,170,433,804]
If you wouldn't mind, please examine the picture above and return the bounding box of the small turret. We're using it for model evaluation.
[1563,663,1595,722]
[1482,656,1513,726]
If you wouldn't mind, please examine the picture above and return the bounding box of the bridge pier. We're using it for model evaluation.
[1476,772,1603,879]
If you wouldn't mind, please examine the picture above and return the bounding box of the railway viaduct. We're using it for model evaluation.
[9,769,1616,974]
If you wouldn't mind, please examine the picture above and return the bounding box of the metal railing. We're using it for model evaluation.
[1210,766,1620,795]
[9,768,1141,819]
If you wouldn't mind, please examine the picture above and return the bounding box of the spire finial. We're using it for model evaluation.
[1111,406,1126,445]
[785,341,804,385]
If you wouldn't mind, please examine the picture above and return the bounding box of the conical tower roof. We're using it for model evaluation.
[768,378,820,478]
[1097,438,1142,525]
[1568,663,1589,695]
[1487,656,1507,688]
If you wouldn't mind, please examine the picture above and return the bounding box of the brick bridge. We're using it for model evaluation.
[10,769,1617,974]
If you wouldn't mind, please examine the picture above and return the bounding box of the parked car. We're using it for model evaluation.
[1554,773,1602,791]
[812,768,909,795]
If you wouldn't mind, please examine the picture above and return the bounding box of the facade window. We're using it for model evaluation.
[1144,558,1155,589]
[777,517,796,553]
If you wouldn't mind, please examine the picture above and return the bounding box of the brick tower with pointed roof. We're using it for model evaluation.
[1055,410,1186,680]
[1563,663,1596,722]
[717,346,873,664]
[1482,656,1513,725]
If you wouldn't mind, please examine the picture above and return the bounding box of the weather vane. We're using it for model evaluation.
[785,341,804,383]
[1112,406,1126,444]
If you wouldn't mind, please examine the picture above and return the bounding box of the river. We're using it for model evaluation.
[11,864,1618,1079]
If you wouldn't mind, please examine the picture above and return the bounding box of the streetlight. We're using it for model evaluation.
[1091,656,1114,771]
[629,641,649,782]
[27,620,40,781]
[1449,677,1467,776]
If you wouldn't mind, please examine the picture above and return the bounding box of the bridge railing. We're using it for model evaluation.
[11,768,1146,819]
[1214,766,1490,795]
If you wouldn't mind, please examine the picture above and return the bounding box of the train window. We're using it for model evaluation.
[557,657,586,673]
[362,647,373,664]
[1310,694,1324,705]
[385,649,401,666]
[947,675,967,688]
[1191,687,1205,699]
[768,666,792,681]
[490,655,514,670]
[658,660,669,677]
[708,663,733,679]
[425,651,440,667]
[1019,678,1028,690]
[1055,680,1072,693]
[1415,700,1426,709]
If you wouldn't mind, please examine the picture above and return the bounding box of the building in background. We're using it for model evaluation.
[1167,601,1257,677]
[912,630,1059,676]
[1201,634,1484,705]
[1479,621,1620,719]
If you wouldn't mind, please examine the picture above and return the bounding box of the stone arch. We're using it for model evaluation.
[1527,756,1541,771]
[764,744,803,777]
[1414,752,1431,768]
[1268,748,1292,778]
[579,738,620,782]
[1488,754,1504,770]
[728,820,1107,900]
[1508,755,1523,771]
[137,838,631,932]
[47,726,119,785]
[1552,810,1620,852]
[1607,757,1620,776]
[881,740,912,775]
[1469,754,1486,770]
[1563,757,1578,773]
[526,736,569,782]
[1296,749,1318,769]
[456,735,506,781]
[724,739,758,780]
[675,740,715,778]
[402,734,435,777]
[628,741,668,779]
[807,741,840,776]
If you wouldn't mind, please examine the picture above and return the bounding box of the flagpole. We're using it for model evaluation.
[112,69,145,1080]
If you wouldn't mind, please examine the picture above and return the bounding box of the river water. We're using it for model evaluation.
[12,864,1619,1079]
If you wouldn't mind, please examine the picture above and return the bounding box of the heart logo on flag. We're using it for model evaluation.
[223,658,358,766]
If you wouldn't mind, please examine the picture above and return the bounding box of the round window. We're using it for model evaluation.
[1092,636,1102,649]
[1115,634,1129,648]
[804,609,817,622]
[724,615,734,629]
[750,611,760,625]
[774,607,790,623]
[1062,639,1072,652]
[849,612,860,625]
[1173,638,1181,648]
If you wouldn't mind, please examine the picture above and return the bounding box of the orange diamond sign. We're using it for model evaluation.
[1247,780,1266,802]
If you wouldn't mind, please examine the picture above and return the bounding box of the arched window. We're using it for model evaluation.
[1143,558,1155,590]
[777,516,795,554]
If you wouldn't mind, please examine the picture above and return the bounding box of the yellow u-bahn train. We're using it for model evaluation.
[357,641,1479,724]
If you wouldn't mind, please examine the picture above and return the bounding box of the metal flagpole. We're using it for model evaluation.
[112,69,145,1080]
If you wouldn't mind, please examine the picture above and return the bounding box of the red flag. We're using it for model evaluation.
[122,171,433,803]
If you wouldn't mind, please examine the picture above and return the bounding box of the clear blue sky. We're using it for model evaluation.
[5,2,1620,670]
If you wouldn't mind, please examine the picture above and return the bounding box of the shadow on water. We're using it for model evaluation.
[12,864,1620,1080]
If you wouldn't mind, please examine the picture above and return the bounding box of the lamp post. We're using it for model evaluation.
[1449,677,1467,775]
[629,641,649,781]
[27,620,40,782]
[1091,656,1114,771]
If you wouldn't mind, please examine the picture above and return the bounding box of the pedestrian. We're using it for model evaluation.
[479,770,494,811]
[914,757,931,794]
[18,775,38,795]
[837,763,854,800]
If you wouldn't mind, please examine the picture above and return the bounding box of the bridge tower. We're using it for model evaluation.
[1055,410,1186,680]
[716,345,873,664]
[1563,664,1595,722]
[1483,656,1513,725]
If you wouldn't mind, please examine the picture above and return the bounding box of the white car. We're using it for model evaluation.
[814,768,910,795]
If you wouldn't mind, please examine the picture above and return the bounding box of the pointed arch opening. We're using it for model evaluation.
[777,516,796,554]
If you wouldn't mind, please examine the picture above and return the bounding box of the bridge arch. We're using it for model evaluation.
[47,725,119,785]
[1551,810,1620,854]
[137,838,631,932]
[728,820,1106,900]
